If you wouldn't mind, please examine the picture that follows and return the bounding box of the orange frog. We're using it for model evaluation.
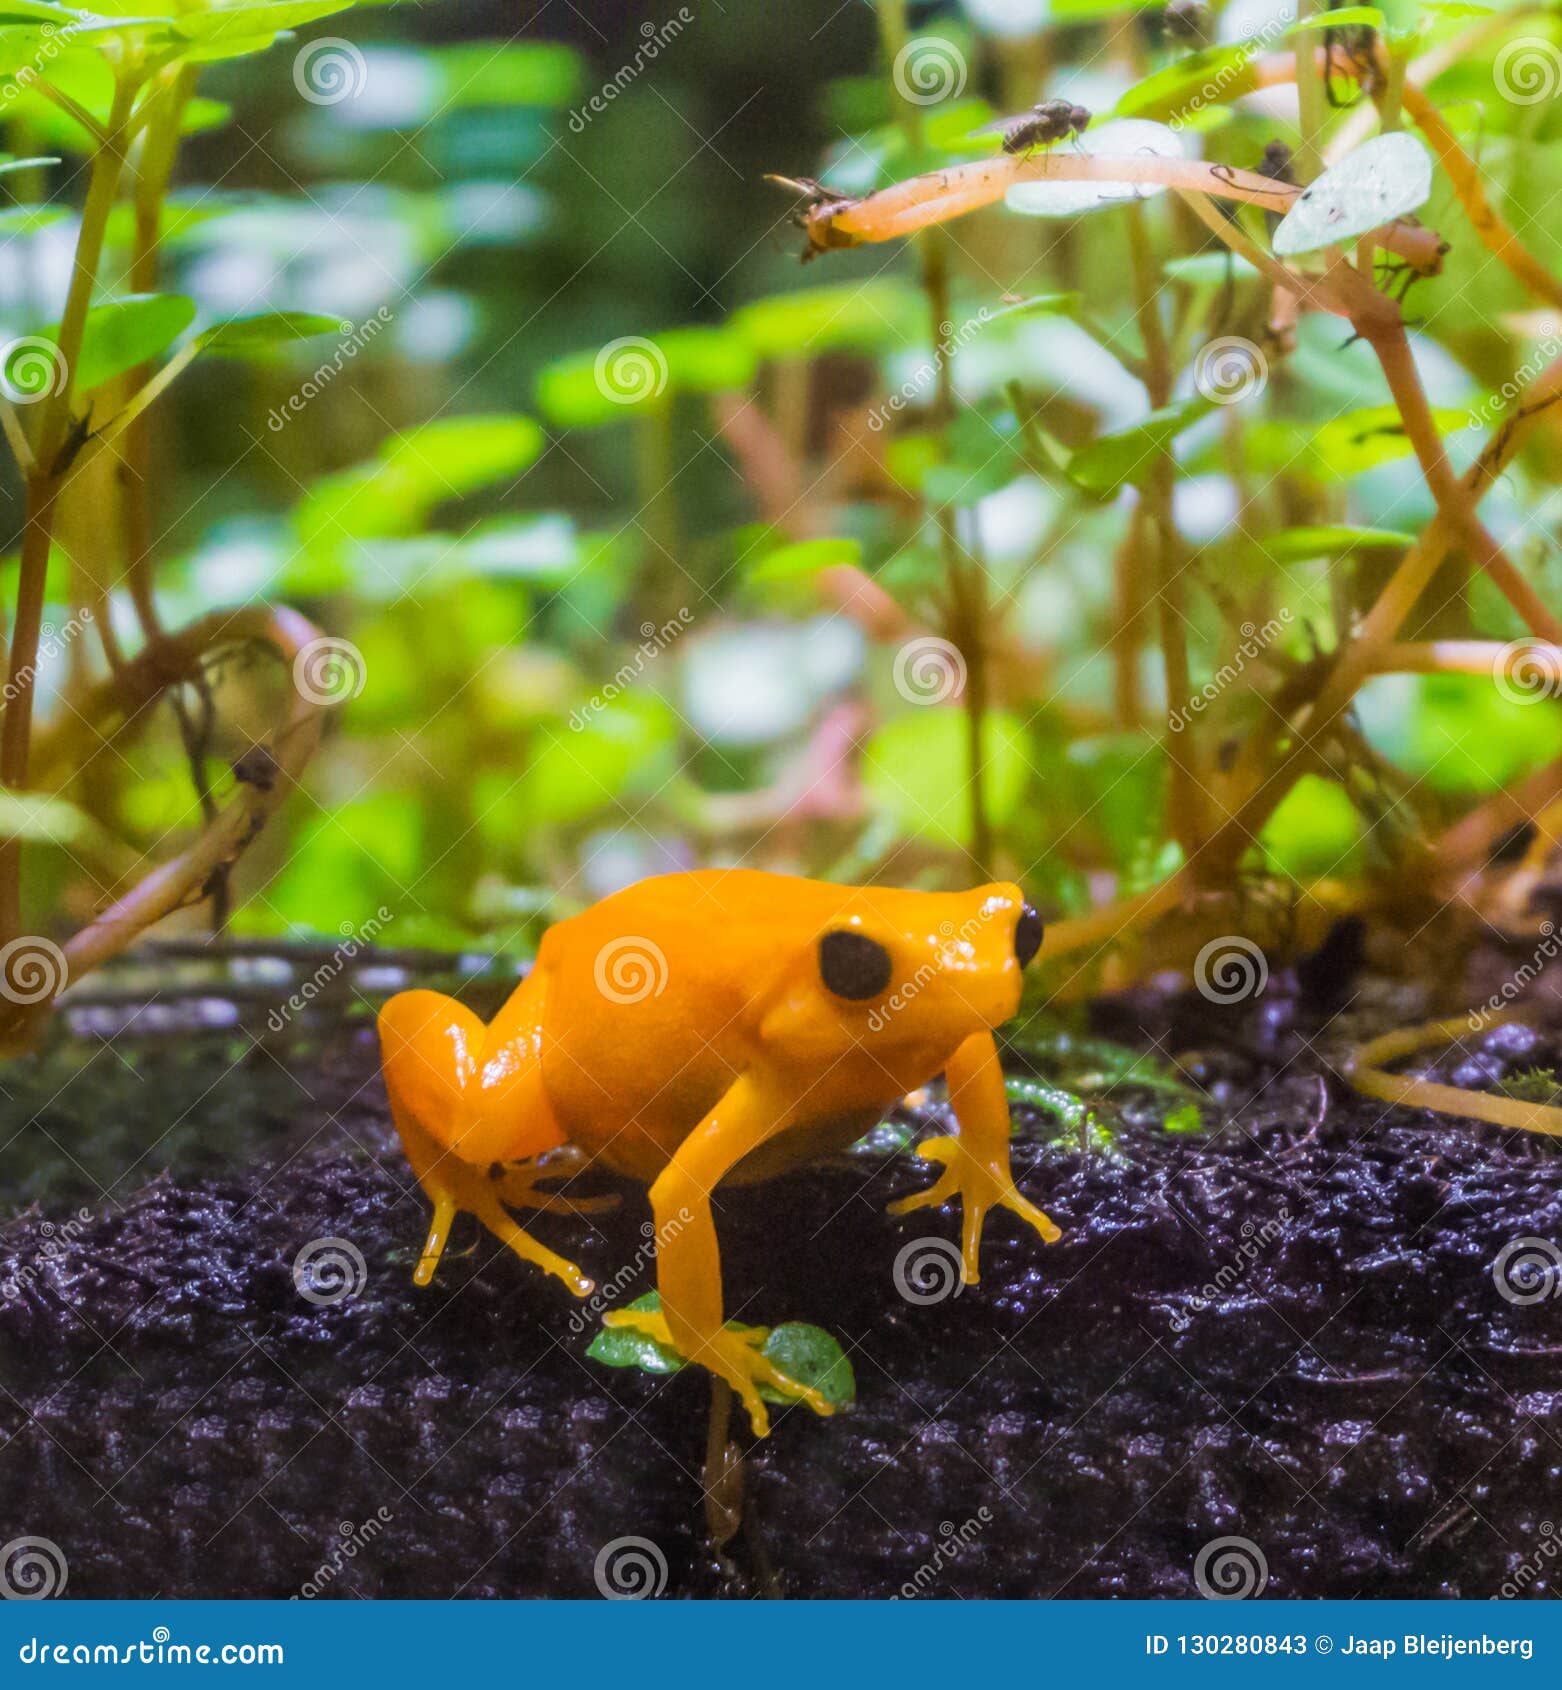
[377,870,1058,1434]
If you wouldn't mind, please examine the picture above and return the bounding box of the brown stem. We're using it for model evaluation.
[1128,201,1201,857]
[53,610,325,989]
[702,1376,743,1552]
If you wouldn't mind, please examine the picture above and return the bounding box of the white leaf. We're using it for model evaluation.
[1272,132,1433,257]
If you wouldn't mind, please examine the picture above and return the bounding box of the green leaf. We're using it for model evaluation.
[1260,773,1365,876]
[729,280,924,360]
[759,1323,855,1409]
[865,709,1031,849]
[1116,45,1259,121]
[585,1294,856,1408]
[746,537,861,588]
[172,1,350,43]
[197,310,344,355]
[68,293,195,390]
[1273,132,1433,257]
[585,1292,686,1375]
[1264,524,1414,561]
[1163,252,1260,286]
[982,291,1081,324]
[296,414,544,547]
[522,693,677,827]
[1066,396,1212,497]
[536,326,755,429]
[1358,672,1562,797]
[1287,5,1384,31]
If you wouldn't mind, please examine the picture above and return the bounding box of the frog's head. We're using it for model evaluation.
[758,881,1042,1064]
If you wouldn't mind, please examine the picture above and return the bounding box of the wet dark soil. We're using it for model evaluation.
[3,943,1562,1600]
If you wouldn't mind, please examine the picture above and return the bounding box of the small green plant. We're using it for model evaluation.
[586,1291,857,1411]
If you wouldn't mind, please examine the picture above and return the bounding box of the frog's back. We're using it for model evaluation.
[538,871,847,1178]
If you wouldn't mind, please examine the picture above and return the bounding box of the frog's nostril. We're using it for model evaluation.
[1014,903,1044,968]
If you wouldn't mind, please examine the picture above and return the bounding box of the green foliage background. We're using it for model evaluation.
[10,0,1562,967]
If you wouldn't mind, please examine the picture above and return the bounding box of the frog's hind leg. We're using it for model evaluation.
[378,985,593,1297]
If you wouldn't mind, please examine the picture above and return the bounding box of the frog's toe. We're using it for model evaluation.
[888,1133,1060,1282]
[492,1159,620,1216]
[601,1308,834,1437]
[414,1194,460,1288]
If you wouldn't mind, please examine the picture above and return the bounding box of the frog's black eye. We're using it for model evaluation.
[1014,904,1044,969]
[819,930,892,1001]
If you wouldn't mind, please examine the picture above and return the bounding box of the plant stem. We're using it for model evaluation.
[1293,2,1329,180]
[0,77,136,950]
[1128,201,1202,859]
[875,0,993,873]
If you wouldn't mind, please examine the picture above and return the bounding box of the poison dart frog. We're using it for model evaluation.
[377,871,1057,1435]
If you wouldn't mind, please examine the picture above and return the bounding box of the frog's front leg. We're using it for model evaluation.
[888,1029,1060,1282]
[601,1073,834,1438]
[378,986,594,1297]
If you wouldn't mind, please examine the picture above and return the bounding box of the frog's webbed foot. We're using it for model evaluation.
[492,1149,620,1217]
[601,1306,834,1439]
[409,1147,596,1297]
[888,1133,1060,1284]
